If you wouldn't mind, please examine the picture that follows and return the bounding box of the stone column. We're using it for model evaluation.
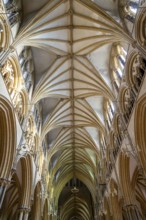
[0,178,10,208]
[18,211,23,220]
[23,211,30,220]
[17,207,31,220]
[122,204,142,220]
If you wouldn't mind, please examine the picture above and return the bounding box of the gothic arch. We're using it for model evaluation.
[43,199,49,220]
[135,7,146,47]
[0,172,21,219]
[52,173,96,208]
[0,11,10,50]
[0,95,16,180]
[17,154,33,209]
[135,94,146,174]
[113,114,122,135]
[60,196,91,220]
[125,51,138,87]
[119,86,130,114]
[31,181,42,220]
[119,153,136,205]
[131,167,146,218]
[109,179,123,220]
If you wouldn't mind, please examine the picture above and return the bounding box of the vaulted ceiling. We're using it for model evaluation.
[16,0,125,218]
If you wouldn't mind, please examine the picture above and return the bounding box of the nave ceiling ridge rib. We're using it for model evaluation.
[24,0,118,192]
[32,56,114,103]
[4,0,146,218]
[13,0,129,216]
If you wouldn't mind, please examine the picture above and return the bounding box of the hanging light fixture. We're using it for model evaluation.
[71,177,79,194]
[71,186,79,194]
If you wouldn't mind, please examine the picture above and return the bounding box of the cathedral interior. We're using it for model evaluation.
[0,0,146,219]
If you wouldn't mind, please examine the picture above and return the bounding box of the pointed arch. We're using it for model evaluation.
[17,154,33,209]
[31,181,42,220]
[119,153,136,205]
[109,179,123,220]
[0,10,11,50]
[43,199,49,220]
[0,95,16,180]
[135,94,146,174]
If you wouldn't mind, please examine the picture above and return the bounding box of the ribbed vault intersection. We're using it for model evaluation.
[13,0,131,218]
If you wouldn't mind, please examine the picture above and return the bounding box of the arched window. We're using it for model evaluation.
[124,1,138,23]
[105,100,115,131]
[116,68,123,78]
[107,101,115,120]
[129,1,138,14]
[19,48,34,93]
[33,104,41,132]
[118,55,126,68]
[0,18,10,51]
[111,45,127,92]
[100,134,107,160]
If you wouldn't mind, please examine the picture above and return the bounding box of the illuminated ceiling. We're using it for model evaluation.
[15,0,125,218]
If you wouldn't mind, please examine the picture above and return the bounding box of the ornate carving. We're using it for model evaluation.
[1,60,14,93]
[13,92,23,120]
[24,118,35,151]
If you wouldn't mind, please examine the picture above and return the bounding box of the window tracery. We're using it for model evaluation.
[124,1,138,22]
[119,87,133,123]
[19,48,34,94]
[4,0,21,27]
[105,100,115,131]
[119,0,139,24]
[0,12,10,51]
[111,44,127,93]
[124,53,146,120]
[33,103,41,133]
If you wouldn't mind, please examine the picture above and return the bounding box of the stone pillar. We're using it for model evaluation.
[94,214,98,220]
[18,211,23,220]
[17,207,30,220]
[52,215,57,220]
[0,178,10,208]
[23,211,29,220]
[122,204,142,220]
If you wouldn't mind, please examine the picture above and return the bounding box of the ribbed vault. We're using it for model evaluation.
[57,178,94,220]
[14,0,132,218]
